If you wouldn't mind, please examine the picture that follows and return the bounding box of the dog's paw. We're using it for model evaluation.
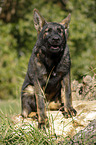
[38,116,49,129]
[38,123,46,130]
[61,106,77,118]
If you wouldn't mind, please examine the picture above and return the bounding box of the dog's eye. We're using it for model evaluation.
[57,28,61,33]
[48,28,52,33]
[45,28,52,34]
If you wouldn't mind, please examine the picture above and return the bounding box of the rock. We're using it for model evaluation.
[83,75,92,85]
[68,119,96,144]
[12,100,96,138]
[72,75,96,101]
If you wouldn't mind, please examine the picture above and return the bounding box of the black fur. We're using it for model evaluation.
[21,9,77,127]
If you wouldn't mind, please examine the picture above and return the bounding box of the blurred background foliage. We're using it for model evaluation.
[0,0,96,99]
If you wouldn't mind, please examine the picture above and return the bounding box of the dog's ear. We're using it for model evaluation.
[60,14,71,39]
[60,14,71,29]
[33,9,47,33]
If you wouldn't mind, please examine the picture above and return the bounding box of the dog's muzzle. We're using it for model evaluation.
[48,35,62,52]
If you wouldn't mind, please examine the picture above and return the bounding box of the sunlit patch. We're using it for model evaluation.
[23,85,35,95]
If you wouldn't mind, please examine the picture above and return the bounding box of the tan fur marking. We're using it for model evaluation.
[22,109,28,118]
[23,85,34,95]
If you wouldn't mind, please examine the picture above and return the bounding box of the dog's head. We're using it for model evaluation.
[33,9,71,54]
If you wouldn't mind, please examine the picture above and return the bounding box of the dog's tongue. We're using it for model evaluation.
[51,46,59,49]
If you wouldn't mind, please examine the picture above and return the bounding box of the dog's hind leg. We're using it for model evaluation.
[21,85,37,118]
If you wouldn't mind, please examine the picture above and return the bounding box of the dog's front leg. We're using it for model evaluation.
[34,79,48,128]
[61,72,77,118]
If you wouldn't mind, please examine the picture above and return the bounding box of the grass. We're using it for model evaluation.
[0,99,95,144]
[0,99,21,115]
[0,99,69,145]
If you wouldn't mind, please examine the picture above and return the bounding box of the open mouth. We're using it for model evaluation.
[49,44,61,52]
[50,46,60,50]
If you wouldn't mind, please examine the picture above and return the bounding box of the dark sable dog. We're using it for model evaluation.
[21,9,77,128]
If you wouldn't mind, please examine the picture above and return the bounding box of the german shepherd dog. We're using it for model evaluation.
[21,9,77,128]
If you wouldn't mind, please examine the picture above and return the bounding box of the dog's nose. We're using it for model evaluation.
[52,36,60,41]
[52,36,60,45]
